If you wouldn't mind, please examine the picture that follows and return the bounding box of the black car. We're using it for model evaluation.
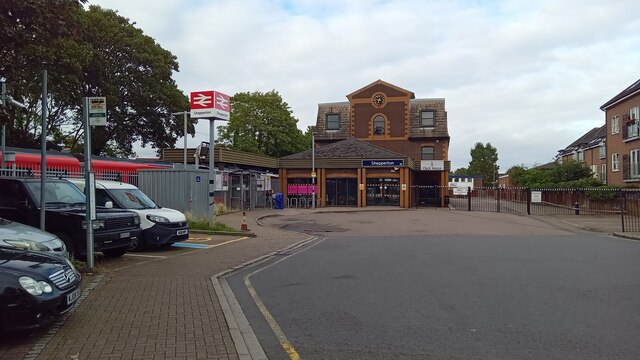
[0,247,82,332]
[0,177,141,257]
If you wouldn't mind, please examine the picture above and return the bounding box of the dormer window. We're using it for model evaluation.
[326,113,340,130]
[420,110,435,127]
[373,115,385,136]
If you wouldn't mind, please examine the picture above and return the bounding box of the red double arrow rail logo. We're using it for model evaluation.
[190,91,214,109]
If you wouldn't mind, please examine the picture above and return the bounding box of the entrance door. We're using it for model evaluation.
[366,178,400,206]
[325,178,357,206]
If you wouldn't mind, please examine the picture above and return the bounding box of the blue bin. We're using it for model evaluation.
[274,192,284,209]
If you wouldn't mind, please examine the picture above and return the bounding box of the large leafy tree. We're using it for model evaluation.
[0,0,89,149]
[1,2,190,156]
[217,91,308,157]
[467,142,499,187]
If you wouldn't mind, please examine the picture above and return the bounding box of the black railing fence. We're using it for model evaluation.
[411,186,640,233]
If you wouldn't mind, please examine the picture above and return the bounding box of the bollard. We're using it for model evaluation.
[574,202,580,215]
[241,211,249,231]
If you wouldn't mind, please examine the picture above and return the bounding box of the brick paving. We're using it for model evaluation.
[0,209,306,360]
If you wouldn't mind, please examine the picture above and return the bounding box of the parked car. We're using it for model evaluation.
[68,179,189,250]
[0,217,69,258]
[0,247,82,332]
[0,177,141,258]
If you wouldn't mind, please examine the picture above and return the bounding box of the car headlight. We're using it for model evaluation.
[147,215,169,223]
[4,239,50,252]
[134,215,140,225]
[19,276,53,295]
[82,220,105,230]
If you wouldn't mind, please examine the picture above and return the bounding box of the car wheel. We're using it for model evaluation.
[102,247,128,258]
[129,237,143,251]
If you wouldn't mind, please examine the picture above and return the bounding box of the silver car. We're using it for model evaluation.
[0,217,69,258]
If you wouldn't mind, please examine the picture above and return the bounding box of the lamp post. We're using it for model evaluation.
[172,111,189,168]
[312,132,316,209]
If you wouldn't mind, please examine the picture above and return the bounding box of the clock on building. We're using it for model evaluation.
[372,93,386,107]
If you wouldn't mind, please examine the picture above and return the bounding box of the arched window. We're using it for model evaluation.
[373,115,385,136]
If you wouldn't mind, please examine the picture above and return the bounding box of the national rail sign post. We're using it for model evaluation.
[190,90,231,224]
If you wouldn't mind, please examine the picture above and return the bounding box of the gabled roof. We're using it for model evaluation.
[281,138,406,160]
[600,78,640,110]
[557,125,606,156]
[346,79,415,100]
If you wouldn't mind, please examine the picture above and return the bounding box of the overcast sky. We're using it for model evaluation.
[94,0,639,171]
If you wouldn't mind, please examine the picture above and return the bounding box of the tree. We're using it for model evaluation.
[452,167,469,175]
[216,90,309,157]
[506,160,599,188]
[1,3,190,157]
[550,159,593,183]
[0,0,89,149]
[467,142,499,187]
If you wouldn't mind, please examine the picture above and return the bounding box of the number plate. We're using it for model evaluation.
[66,288,81,305]
[120,232,130,238]
[176,229,188,236]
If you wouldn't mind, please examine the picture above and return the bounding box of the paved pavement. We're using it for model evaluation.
[1,207,636,360]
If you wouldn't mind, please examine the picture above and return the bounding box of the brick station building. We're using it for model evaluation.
[279,80,451,208]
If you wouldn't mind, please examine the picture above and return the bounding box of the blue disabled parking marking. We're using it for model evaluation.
[172,242,210,249]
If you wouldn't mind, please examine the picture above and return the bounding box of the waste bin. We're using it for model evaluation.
[274,192,284,209]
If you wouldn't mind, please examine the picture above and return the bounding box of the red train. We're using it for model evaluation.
[0,147,173,184]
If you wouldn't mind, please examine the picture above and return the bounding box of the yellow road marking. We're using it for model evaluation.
[242,237,323,360]
[245,277,300,360]
[208,237,250,248]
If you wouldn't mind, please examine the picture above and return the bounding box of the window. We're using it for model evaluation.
[326,113,340,130]
[612,115,619,134]
[591,165,598,179]
[599,143,606,159]
[577,150,584,162]
[420,110,435,127]
[625,108,640,139]
[600,164,606,183]
[373,115,385,135]
[631,149,640,179]
[612,153,620,171]
[421,146,434,160]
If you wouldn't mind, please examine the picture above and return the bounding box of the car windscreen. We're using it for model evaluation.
[24,181,87,207]
[109,188,157,210]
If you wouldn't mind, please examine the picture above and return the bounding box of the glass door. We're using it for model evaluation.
[366,178,400,206]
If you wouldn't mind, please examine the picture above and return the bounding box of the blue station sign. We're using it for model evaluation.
[362,159,404,167]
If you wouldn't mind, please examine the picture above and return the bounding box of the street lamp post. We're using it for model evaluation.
[172,111,189,168]
[312,132,316,209]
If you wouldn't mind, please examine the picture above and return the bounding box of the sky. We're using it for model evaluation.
[93,0,640,171]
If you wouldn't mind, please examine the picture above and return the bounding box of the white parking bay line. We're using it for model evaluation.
[123,254,167,258]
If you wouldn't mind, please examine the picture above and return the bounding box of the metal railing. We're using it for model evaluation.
[411,185,640,233]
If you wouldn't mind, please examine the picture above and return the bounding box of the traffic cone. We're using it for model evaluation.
[241,211,249,231]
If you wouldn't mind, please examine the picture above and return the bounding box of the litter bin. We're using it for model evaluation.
[274,192,284,209]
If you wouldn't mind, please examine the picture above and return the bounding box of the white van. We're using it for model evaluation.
[69,179,188,250]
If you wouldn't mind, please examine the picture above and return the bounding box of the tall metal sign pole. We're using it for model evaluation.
[312,132,316,209]
[190,90,231,224]
[40,70,47,230]
[83,96,106,271]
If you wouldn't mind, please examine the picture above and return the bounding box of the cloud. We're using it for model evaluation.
[93,0,640,170]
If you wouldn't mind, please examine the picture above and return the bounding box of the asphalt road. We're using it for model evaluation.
[227,213,640,359]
